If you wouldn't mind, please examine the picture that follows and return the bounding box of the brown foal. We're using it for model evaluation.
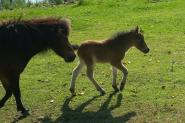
[70,27,150,95]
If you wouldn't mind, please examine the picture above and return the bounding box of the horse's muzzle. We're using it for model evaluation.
[143,48,150,54]
[64,54,76,62]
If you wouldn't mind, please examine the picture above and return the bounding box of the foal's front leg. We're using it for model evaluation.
[112,61,128,91]
[112,66,119,92]
[86,66,105,95]
[70,61,84,96]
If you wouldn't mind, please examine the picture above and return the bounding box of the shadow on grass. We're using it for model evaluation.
[40,92,136,123]
[11,114,29,123]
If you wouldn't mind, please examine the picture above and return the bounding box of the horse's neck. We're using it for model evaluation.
[25,37,49,58]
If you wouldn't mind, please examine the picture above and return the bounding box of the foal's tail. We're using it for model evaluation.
[71,44,79,50]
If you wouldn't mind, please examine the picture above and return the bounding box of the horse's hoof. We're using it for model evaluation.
[0,103,4,109]
[70,89,76,96]
[21,108,30,117]
[0,101,4,108]
[18,108,30,117]
[71,92,76,96]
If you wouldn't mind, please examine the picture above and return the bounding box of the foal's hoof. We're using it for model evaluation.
[114,89,119,93]
[112,86,119,92]
[100,89,106,96]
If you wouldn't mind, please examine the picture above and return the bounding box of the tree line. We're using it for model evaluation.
[0,0,77,10]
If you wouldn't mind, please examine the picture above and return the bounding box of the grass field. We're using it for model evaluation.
[0,0,185,122]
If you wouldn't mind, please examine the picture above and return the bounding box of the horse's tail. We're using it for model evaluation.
[71,44,79,50]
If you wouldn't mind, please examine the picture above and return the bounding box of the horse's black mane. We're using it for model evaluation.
[0,17,70,36]
[0,17,73,61]
[0,17,71,53]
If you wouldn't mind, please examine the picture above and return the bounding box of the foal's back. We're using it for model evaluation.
[77,40,124,64]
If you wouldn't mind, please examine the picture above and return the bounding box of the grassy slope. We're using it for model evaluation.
[0,0,185,122]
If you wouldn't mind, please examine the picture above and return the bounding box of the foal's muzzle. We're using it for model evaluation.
[64,54,76,62]
[143,48,150,54]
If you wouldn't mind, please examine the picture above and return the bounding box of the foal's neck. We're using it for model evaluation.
[105,32,134,53]
[105,38,133,53]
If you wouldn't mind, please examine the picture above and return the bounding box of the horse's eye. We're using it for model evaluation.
[137,37,141,42]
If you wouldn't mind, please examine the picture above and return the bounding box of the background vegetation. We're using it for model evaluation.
[0,0,185,123]
[0,0,77,9]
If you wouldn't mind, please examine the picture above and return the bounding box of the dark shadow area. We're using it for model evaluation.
[40,93,136,123]
[40,92,136,123]
[11,113,29,123]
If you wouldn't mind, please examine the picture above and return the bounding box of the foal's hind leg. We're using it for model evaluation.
[70,60,85,96]
[111,61,128,91]
[86,65,105,95]
[0,78,12,108]
[112,66,119,92]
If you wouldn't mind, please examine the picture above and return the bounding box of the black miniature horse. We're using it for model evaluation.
[0,18,76,115]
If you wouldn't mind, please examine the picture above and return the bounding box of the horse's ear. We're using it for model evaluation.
[131,26,139,33]
[57,28,64,33]
[54,25,64,33]
[135,26,139,33]
[140,28,144,33]
[56,26,68,36]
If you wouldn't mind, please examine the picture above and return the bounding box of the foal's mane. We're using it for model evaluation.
[110,31,128,40]
[105,30,131,44]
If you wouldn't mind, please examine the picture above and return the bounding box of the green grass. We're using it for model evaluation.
[0,0,185,122]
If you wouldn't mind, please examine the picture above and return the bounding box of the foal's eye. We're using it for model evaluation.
[137,35,144,41]
[137,37,142,42]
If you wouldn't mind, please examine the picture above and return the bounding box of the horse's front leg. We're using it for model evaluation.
[9,73,29,116]
[111,61,128,91]
[0,78,12,108]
